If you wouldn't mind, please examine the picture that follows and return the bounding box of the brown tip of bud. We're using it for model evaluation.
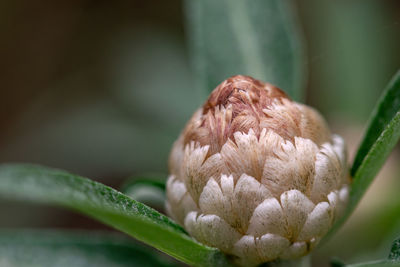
[203,75,288,116]
[183,75,330,156]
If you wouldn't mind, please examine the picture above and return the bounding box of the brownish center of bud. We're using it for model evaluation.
[202,75,288,117]
[182,75,329,156]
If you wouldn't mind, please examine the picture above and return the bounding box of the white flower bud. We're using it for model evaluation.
[166,75,349,265]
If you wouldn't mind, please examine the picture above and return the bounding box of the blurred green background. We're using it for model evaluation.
[0,0,399,266]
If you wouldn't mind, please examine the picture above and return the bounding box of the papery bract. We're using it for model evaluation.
[166,75,349,265]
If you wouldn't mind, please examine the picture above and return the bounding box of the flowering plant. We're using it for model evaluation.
[1,1,400,267]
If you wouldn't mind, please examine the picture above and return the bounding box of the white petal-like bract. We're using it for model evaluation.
[247,198,287,237]
[166,75,350,265]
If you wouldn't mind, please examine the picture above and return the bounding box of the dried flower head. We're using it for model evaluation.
[166,75,349,265]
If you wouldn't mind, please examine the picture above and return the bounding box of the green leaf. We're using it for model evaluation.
[345,261,400,267]
[352,70,400,176]
[388,237,400,261]
[121,174,166,192]
[0,230,174,267]
[333,237,400,267]
[327,70,400,239]
[0,164,231,267]
[331,258,345,267]
[350,71,400,212]
[120,175,166,209]
[185,0,305,100]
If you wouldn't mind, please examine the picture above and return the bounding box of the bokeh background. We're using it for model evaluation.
[0,0,399,266]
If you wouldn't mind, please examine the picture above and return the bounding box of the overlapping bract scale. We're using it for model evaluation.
[166,75,349,265]
[167,129,349,265]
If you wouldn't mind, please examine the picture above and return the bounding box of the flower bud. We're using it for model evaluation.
[166,75,349,265]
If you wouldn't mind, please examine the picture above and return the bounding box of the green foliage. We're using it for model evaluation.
[388,238,400,262]
[349,71,400,215]
[330,258,345,267]
[352,70,400,176]
[185,0,305,100]
[339,261,400,267]
[0,230,174,267]
[326,70,400,240]
[121,175,167,209]
[0,164,230,267]
[121,174,166,192]
[331,237,400,267]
